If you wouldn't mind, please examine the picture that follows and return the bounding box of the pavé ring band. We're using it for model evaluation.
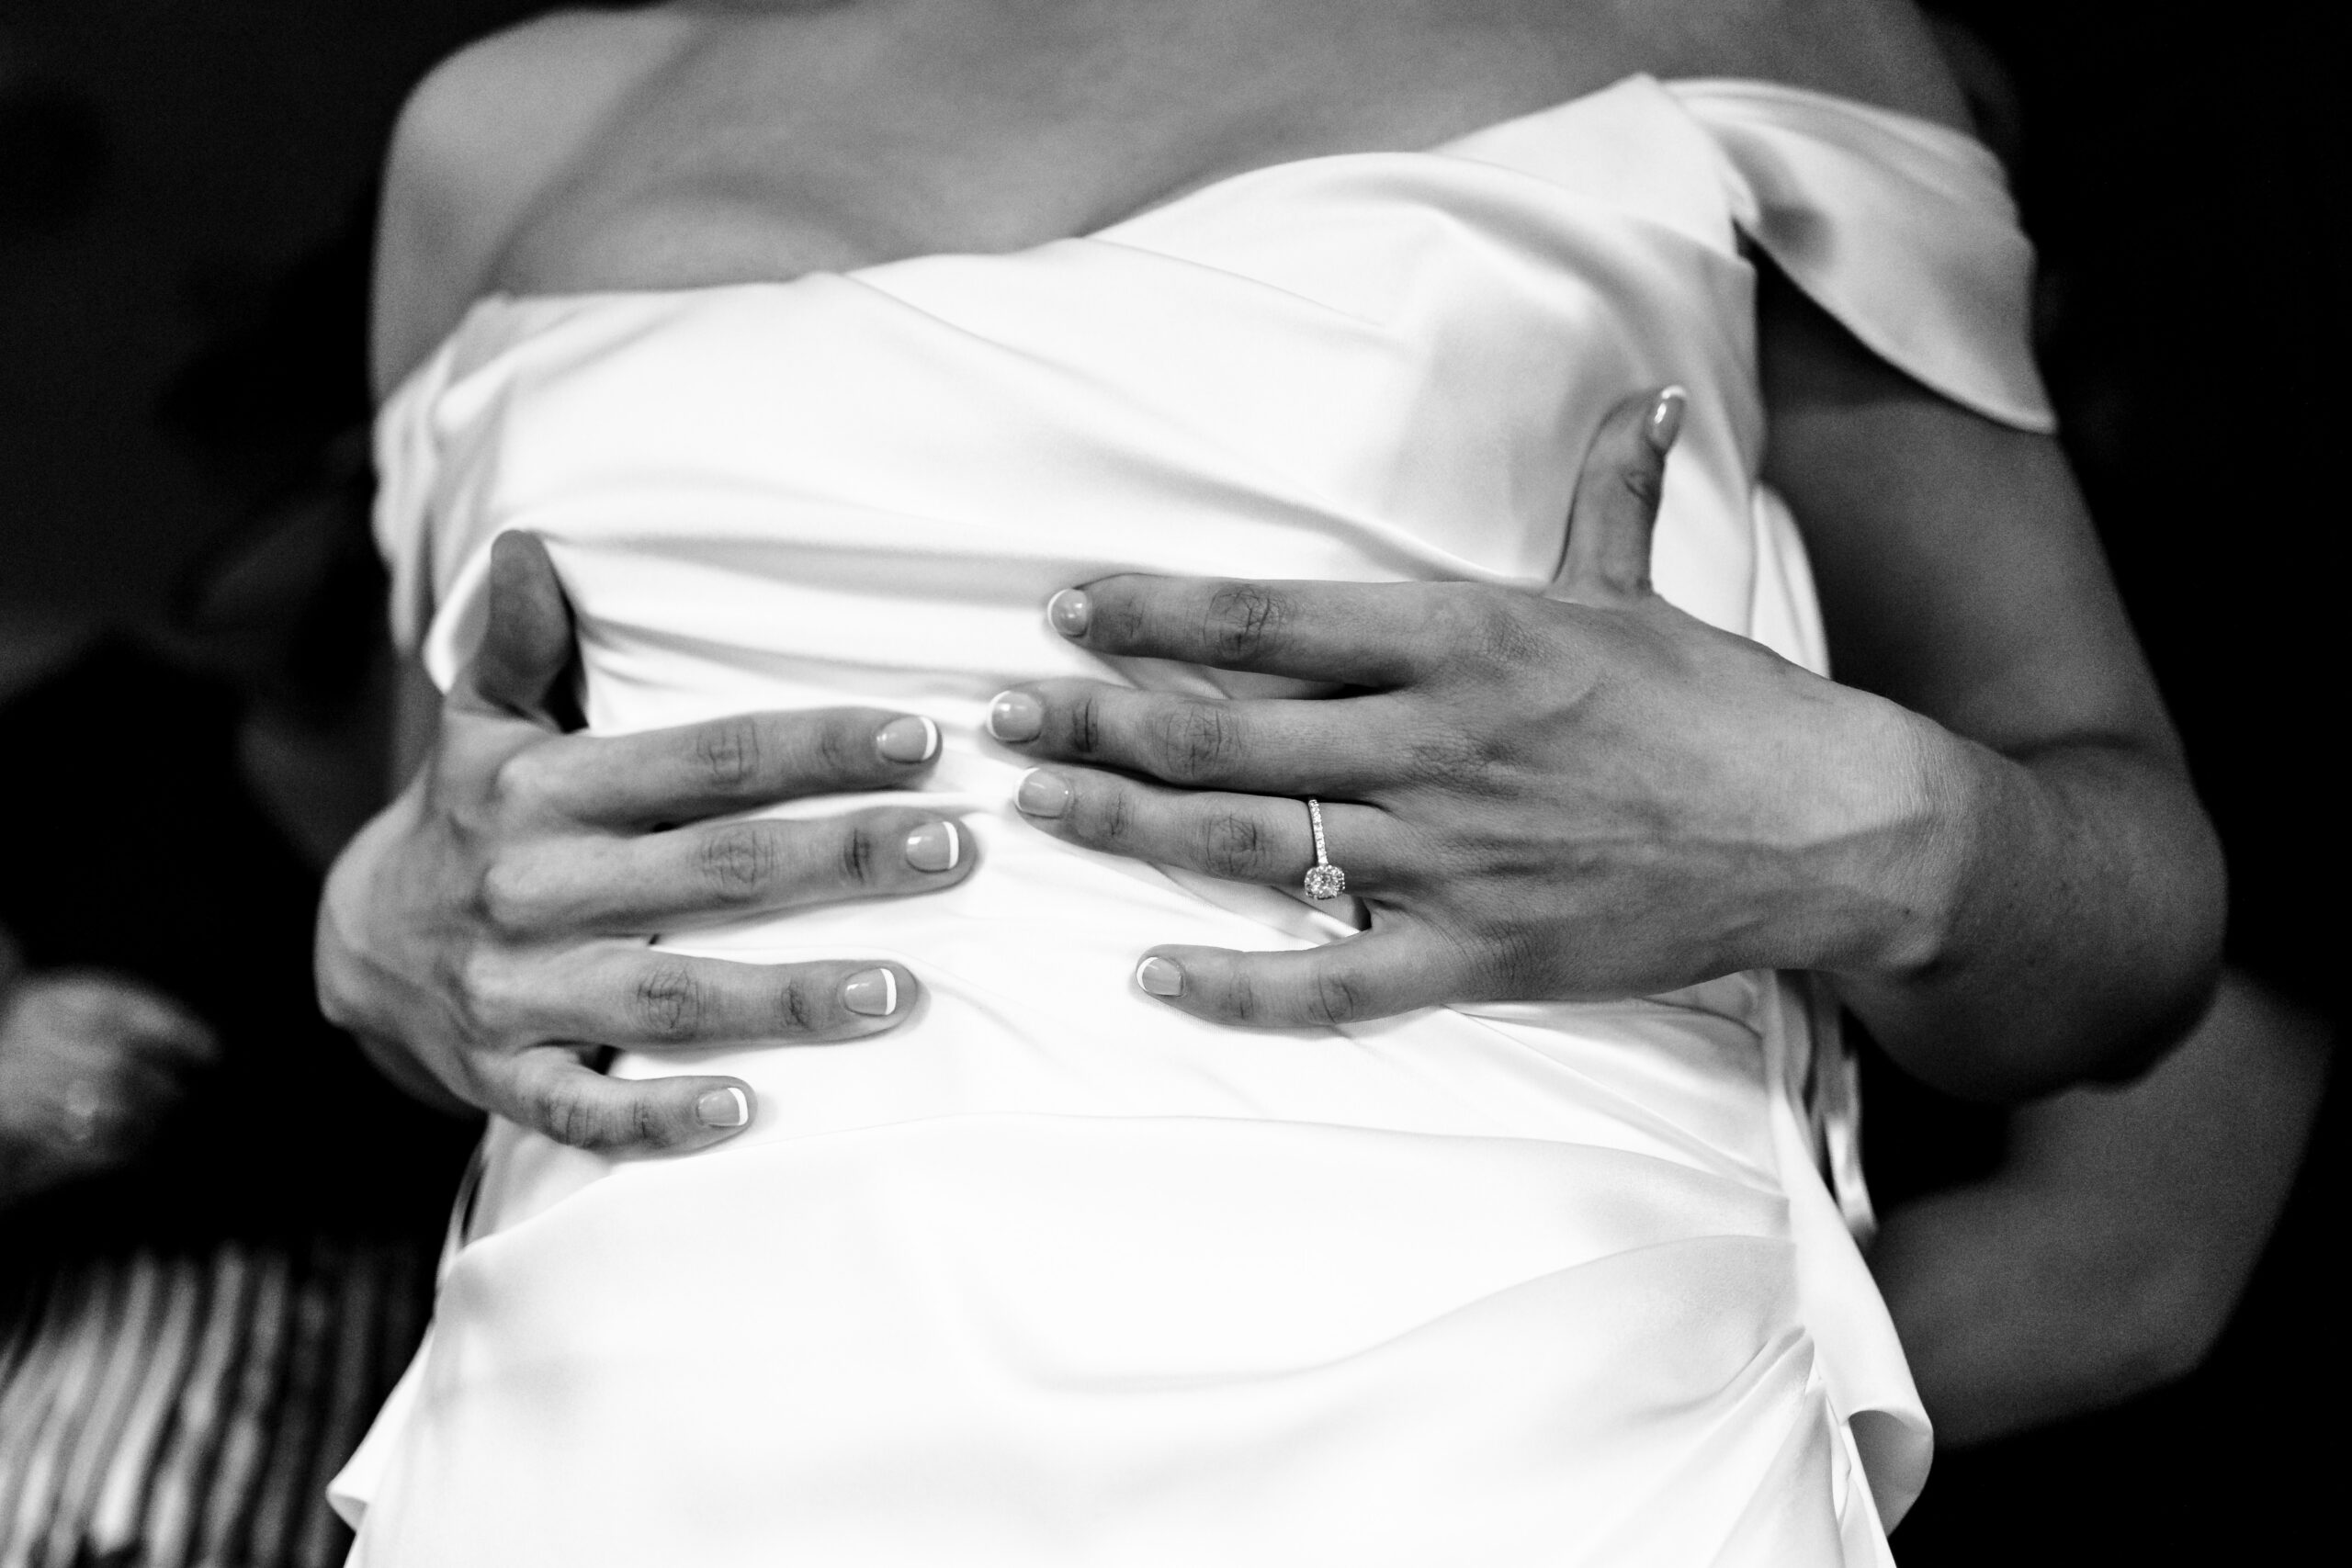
[1302,798,1347,901]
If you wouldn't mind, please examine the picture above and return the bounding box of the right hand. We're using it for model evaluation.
[315,531,975,1154]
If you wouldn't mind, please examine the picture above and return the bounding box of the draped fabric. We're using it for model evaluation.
[341,75,2050,1565]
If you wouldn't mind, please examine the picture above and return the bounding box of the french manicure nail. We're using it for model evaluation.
[695,1086,750,1129]
[987,690,1044,743]
[1014,769,1071,818]
[843,968,900,1017]
[1046,589,1091,637]
[1136,956,1184,998]
[904,819,961,873]
[876,715,940,763]
[1645,386,1688,455]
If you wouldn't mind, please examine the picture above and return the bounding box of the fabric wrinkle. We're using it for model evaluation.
[343,71,2050,1567]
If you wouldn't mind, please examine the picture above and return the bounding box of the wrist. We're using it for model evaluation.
[1811,694,1976,983]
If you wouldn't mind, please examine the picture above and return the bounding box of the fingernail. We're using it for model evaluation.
[876,715,940,763]
[987,690,1044,743]
[1136,956,1184,998]
[843,968,899,1017]
[1014,768,1071,818]
[904,819,961,873]
[695,1086,750,1129]
[1046,589,1091,637]
[1645,386,1688,455]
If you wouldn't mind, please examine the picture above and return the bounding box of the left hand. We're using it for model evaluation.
[987,388,1940,1026]
[0,949,220,1209]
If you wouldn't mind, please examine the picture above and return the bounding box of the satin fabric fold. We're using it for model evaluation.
[342,74,2051,1564]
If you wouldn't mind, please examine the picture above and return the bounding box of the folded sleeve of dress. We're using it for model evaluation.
[1669,78,2056,434]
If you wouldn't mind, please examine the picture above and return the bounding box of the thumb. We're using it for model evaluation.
[1558,386,1683,601]
[464,530,582,726]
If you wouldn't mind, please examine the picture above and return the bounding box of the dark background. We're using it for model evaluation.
[2,0,2340,1559]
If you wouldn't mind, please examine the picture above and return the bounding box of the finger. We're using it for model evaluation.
[1046,576,1466,685]
[1558,386,1682,600]
[987,680,1400,795]
[1011,768,1398,894]
[524,952,921,1050]
[32,976,220,1067]
[490,1048,759,1155]
[90,985,220,1068]
[488,807,974,935]
[461,530,581,724]
[517,708,944,827]
[1130,930,1446,1029]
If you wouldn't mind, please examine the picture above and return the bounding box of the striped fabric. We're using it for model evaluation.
[0,1241,430,1568]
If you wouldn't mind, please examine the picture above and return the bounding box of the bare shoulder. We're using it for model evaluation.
[372,6,698,394]
[1639,0,1971,130]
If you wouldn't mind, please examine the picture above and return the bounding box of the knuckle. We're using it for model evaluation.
[1068,691,1106,758]
[630,962,707,1043]
[694,716,767,793]
[487,748,550,813]
[835,823,882,886]
[1310,964,1366,1026]
[1616,462,1663,514]
[475,858,543,932]
[1223,968,1261,1025]
[697,823,781,905]
[1153,700,1239,784]
[1204,581,1288,663]
[1199,809,1265,878]
[1459,592,1544,672]
[539,1083,613,1150]
[631,1092,676,1149]
[453,952,523,1034]
[1091,782,1134,844]
[771,975,822,1035]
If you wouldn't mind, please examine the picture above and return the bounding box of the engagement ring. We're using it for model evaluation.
[1302,798,1347,900]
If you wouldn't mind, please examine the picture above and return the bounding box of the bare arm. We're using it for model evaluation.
[1871,971,2332,1443]
[1760,267,2225,1094]
[988,343,2219,1100]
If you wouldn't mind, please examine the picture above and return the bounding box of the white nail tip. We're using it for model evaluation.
[914,716,940,761]
[880,969,899,1014]
[724,1087,749,1125]
[940,819,962,870]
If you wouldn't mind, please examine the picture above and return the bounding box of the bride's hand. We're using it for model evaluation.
[989,388,1937,1026]
[316,532,974,1153]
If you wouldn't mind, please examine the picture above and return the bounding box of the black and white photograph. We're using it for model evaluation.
[2,2,2337,1562]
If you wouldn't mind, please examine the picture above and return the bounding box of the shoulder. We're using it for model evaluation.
[1636,0,1972,131]
[371,6,698,395]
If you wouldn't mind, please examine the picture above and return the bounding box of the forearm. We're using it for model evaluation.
[1871,972,2330,1444]
[1835,720,2222,1100]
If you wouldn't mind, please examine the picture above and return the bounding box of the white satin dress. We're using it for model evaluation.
[334,75,2052,1566]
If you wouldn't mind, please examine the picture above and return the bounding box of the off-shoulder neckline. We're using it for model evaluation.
[388,73,1995,404]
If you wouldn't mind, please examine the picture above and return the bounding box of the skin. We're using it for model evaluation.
[0,929,220,1212]
[321,532,965,1145]
[997,271,2221,1098]
[320,0,2221,1155]
[1871,973,2332,1445]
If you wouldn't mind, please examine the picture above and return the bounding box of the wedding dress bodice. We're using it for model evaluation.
[341,74,2049,1568]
